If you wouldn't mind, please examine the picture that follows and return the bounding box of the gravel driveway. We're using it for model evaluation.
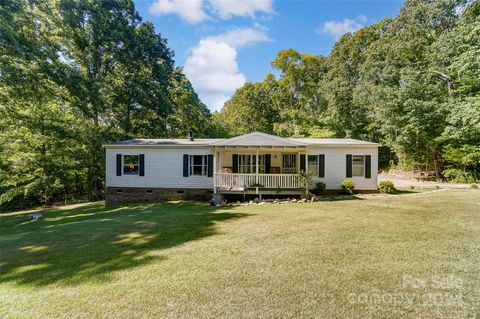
[378,173,472,189]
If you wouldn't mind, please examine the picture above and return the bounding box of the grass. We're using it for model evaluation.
[1,190,479,318]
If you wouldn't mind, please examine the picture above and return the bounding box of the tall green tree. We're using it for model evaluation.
[0,0,211,210]
[271,50,328,136]
[434,1,480,180]
[214,74,280,136]
[166,69,211,137]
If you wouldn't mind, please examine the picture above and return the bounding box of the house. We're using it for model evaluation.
[104,132,381,205]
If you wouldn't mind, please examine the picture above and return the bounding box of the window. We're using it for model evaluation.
[282,154,297,174]
[123,155,139,175]
[308,155,318,176]
[352,155,364,176]
[238,155,265,173]
[238,154,251,173]
[189,155,208,176]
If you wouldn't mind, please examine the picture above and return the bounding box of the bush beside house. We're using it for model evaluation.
[341,179,355,194]
[379,180,396,194]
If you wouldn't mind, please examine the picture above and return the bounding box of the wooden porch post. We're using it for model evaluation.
[255,149,259,184]
[296,152,300,173]
[305,151,308,173]
[213,149,217,193]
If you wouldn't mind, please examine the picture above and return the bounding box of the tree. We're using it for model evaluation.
[0,0,84,209]
[0,0,210,210]
[214,74,280,136]
[271,50,328,136]
[166,69,211,137]
[214,0,478,180]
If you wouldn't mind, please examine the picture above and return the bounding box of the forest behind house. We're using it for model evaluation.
[1,0,479,210]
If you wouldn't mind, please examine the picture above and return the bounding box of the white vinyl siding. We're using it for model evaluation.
[307,147,378,190]
[106,148,213,189]
[106,146,378,191]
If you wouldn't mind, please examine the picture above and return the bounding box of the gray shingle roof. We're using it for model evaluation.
[105,132,381,147]
[289,138,381,146]
[107,138,223,146]
[212,132,305,147]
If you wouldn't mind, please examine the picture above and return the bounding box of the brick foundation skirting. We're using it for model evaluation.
[105,187,212,206]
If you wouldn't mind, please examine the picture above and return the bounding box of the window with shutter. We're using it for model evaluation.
[346,154,352,178]
[365,155,371,178]
[352,155,364,177]
[307,155,318,176]
[139,154,145,176]
[318,154,325,178]
[123,155,139,175]
[116,154,122,176]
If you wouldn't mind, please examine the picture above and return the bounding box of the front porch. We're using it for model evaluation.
[214,173,303,192]
[210,132,314,195]
[212,149,308,194]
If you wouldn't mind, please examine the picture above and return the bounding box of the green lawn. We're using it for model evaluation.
[1,190,479,318]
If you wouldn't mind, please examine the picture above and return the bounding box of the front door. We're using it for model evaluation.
[282,153,296,174]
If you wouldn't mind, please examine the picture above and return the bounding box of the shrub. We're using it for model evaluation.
[471,184,479,189]
[443,168,479,183]
[299,171,313,199]
[410,185,415,190]
[379,180,396,194]
[341,179,355,194]
[312,181,326,195]
[315,181,326,190]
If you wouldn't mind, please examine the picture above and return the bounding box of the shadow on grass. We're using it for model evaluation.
[314,195,364,202]
[0,201,248,287]
[392,189,422,195]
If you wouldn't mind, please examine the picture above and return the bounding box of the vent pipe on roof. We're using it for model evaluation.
[187,129,194,141]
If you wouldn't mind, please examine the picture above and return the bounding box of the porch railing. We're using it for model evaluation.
[214,173,302,189]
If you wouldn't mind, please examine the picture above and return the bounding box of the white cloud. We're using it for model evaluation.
[149,0,273,24]
[205,26,272,48]
[184,27,270,110]
[209,0,273,19]
[317,15,368,40]
[149,0,209,24]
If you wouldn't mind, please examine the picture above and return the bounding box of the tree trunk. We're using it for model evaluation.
[88,109,104,201]
[41,142,49,207]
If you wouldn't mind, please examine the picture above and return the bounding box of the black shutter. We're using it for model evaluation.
[116,154,122,176]
[300,154,306,172]
[207,154,213,177]
[346,154,352,178]
[365,155,371,179]
[232,154,238,173]
[318,154,325,178]
[183,154,189,177]
[139,154,145,176]
[265,154,271,174]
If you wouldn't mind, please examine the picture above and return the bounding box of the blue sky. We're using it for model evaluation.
[134,0,404,111]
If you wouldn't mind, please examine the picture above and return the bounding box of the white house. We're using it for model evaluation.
[104,132,381,205]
